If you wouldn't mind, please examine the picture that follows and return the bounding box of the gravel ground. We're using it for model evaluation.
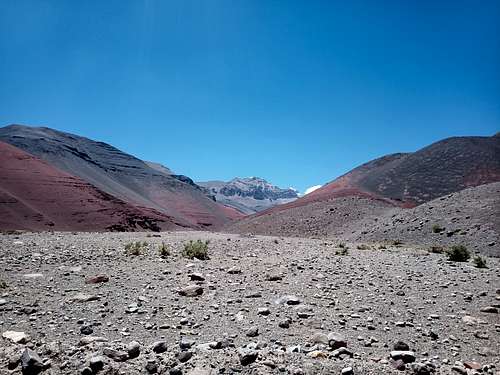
[1,231,499,375]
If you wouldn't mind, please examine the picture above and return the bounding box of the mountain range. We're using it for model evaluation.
[0,124,498,255]
[198,177,298,214]
[0,125,242,231]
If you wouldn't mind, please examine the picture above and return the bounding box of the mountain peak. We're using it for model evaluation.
[198,177,298,214]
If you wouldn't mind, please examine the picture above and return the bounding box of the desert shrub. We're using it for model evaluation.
[357,244,370,250]
[429,245,444,254]
[125,241,148,256]
[183,240,209,260]
[391,240,403,246]
[473,256,487,269]
[336,247,349,256]
[445,245,470,262]
[432,224,444,233]
[158,242,170,257]
[0,279,7,289]
[378,244,387,250]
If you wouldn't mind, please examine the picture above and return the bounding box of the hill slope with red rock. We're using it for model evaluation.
[0,125,243,229]
[0,141,184,232]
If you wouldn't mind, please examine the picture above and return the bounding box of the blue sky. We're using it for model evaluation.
[1,1,499,193]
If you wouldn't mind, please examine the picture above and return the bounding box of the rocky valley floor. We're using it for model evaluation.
[0,231,499,375]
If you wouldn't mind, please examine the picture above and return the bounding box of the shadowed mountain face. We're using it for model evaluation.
[249,134,500,218]
[308,135,500,206]
[0,141,181,231]
[198,177,298,214]
[0,125,242,229]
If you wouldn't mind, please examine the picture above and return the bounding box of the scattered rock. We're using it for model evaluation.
[480,306,498,313]
[2,330,28,344]
[103,348,128,362]
[390,351,416,363]
[328,333,347,349]
[152,340,168,353]
[238,348,258,366]
[127,341,141,359]
[85,274,109,284]
[245,326,259,337]
[178,285,203,297]
[89,356,105,372]
[20,348,44,375]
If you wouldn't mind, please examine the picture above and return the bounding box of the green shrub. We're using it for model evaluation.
[158,242,170,257]
[125,241,148,256]
[432,224,444,233]
[473,256,487,269]
[446,245,470,262]
[183,240,209,260]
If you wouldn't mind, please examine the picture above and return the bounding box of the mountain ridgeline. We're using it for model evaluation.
[0,124,242,231]
[198,177,299,214]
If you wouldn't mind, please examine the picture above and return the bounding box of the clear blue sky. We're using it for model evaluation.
[1,1,499,192]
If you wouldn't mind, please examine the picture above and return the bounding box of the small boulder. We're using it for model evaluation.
[20,348,44,375]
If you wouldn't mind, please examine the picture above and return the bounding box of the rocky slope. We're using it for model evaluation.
[198,178,298,214]
[228,183,500,257]
[0,125,242,229]
[0,231,498,374]
[303,134,500,208]
[0,141,181,232]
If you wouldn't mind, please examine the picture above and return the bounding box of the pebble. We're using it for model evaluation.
[390,350,416,363]
[127,341,141,358]
[89,356,104,372]
[328,333,347,349]
[152,340,168,353]
[238,348,258,366]
[85,274,109,284]
[178,285,204,297]
[103,348,128,362]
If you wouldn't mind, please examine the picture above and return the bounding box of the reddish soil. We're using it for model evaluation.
[0,141,184,232]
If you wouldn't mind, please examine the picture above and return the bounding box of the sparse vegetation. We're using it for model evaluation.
[473,256,487,268]
[182,240,209,260]
[0,279,7,289]
[357,244,370,250]
[336,247,349,256]
[125,241,148,256]
[432,224,444,233]
[445,245,470,262]
[158,242,170,257]
[391,240,403,246]
[429,245,444,254]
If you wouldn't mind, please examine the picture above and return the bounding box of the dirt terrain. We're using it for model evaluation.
[1,231,499,374]
[229,183,500,257]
